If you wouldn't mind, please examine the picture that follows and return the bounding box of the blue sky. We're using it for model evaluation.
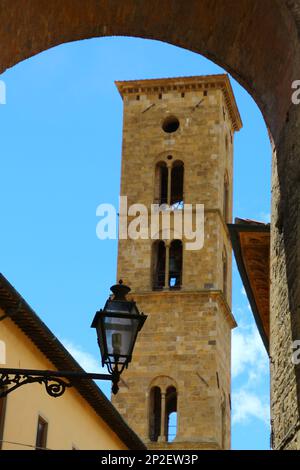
[0,37,271,450]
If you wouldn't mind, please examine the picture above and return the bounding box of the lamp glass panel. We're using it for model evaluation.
[104,316,140,364]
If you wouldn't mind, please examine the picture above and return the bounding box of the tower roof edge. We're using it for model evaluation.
[114,74,242,131]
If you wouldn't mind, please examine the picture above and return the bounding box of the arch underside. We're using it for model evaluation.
[0,0,299,140]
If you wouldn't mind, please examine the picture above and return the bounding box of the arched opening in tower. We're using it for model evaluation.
[169,240,183,289]
[170,160,184,208]
[223,171,230,223]
[223,247,228,301]
[152,241,166,290]
[165,386,177,443]
[149,386,161,442]
[154,161,168,205]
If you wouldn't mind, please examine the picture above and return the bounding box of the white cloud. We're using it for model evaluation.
[241,287,246,296]
[232,325,268,380]
[61,339,105,373]
[231,324,270,428]
[232,389,270,425]
[259,212,271,223]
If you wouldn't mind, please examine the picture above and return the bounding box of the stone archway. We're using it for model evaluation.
[1,0,300,449]
[0,0,298,139]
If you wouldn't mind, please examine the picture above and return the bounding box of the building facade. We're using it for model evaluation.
[112,75,242,450]
[0,274,145,450]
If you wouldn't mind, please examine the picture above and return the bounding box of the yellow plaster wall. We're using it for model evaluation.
[0,313,127,450]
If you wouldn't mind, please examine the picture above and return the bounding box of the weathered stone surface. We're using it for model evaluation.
[112,76,237,449]
[270,101,300,450]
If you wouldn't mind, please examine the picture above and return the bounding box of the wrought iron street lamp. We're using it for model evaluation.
[91,280,147,394]
[0,281,146,398]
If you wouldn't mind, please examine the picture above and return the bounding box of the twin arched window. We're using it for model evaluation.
[149,385,177,443]
[155,162,168,204]
[165,386,177,443]
[155,160,184,208]
[149,386,161,442]
[223,248,228,300]
[152,240,183,290]
[221,399,226,449]
[223,171,230,222]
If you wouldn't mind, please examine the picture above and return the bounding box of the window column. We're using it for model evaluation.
[164,241,170,289]
[158,391,167,442]
[167,164,172,206]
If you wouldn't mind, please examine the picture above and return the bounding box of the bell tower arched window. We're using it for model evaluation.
[149,381,178,443]
[223,172,230,222]
[152,241,166,290]
[169,240,183,288]
[149,386,161,442]
[155,161,168,204]
[152,240,183,290]
[171,160,184,208]
[221,399,226,449]
[154,159,184,207]
[223,248,228,300]
[165,386,177,442]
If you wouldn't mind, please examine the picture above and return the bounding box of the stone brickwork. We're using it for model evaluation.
[270,105,300,450]
[112,76,241,449]
[114,291,235,449]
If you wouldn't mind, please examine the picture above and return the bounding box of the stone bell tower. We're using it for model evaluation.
[112,75,242,450]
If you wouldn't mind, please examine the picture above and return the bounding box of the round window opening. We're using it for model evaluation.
[162,116,180,133]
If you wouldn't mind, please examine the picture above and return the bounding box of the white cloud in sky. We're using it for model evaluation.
[232,389,270,425]
[259,212,271,223]
[232,325,267,380]
[60,338,112,399]
[61,338,105,373]
[232,324,270,428]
